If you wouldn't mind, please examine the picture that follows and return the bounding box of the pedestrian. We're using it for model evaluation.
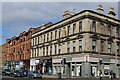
[113,73,116,78]
[110,70,113,80]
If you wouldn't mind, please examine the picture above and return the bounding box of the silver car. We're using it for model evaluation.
[27,71,42,79]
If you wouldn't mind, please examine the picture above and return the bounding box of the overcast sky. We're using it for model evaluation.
[1,2,119,45]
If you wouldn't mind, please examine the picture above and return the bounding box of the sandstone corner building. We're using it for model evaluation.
[5,5,120,78]
[31,5,120,78]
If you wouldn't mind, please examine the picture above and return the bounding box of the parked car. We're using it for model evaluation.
[27,71,42,79]
[19,70,28,77]
[10,70,22,77]
[2,69,11,76]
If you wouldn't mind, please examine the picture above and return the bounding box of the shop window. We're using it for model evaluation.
[91,66,97,77]
[67,42,70,53]
[72,66,75,76]
[76,66,81,76]
[108,43,111,53]
[104,66,110,75]
[92,40,96,51]
[79,21,82,32]
[79,40,82,51]
[73,23,76,34]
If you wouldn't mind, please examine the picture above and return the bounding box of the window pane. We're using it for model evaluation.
[67,42,70,48]
[92,41,96,46]
[73,41,76,47]
[79,40,82,46]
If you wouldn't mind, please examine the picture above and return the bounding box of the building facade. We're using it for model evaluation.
[5,28,35,70]
[31,5,120,78]
[0,44,7,70]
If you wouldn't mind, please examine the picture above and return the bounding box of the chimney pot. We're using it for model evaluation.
[108,7,116,18]
[97,4,104,14]
[63,11,75,19]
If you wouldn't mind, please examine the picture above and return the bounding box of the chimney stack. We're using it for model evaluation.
[97,4,104,14]
[63,11,75,19]
[108,8,116,18]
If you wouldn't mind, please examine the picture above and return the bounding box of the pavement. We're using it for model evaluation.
[1,75,120,80]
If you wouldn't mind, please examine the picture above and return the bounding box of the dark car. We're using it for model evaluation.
[2,69,11,76]
[11,70,22,77]
[19,70,28,77]
[27,71,42,79]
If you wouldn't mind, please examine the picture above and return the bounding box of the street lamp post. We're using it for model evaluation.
[98,34,101,80]
[115,27,118,78]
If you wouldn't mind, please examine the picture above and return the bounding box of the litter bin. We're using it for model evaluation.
[58,73,62,78]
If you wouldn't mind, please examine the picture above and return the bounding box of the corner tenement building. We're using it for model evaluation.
[31,5,120,78]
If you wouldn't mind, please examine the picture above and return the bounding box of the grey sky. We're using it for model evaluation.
[1,2,119,45]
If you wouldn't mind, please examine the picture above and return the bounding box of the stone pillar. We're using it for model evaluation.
[66,62,72,77]
[76,22,79,33]
[52,45,55,55]
[70,24,73,35]
[70,41,73,52]
[81,62,91,78]
[76,40,79,52]
[110,64,119,78]
[82,33,91,51]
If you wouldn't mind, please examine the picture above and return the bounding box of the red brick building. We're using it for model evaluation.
[4,28,35,70]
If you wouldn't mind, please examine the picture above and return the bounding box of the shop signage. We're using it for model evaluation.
[30,59,35,65]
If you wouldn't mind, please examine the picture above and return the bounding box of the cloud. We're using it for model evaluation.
[1,2,118,45]
[2,2,118,26]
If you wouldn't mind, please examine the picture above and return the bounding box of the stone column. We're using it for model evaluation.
[110,64,119,78]
[81,62,91,78]
[76,40,79,52]
[70,41,73,52]
[52,45,55,55]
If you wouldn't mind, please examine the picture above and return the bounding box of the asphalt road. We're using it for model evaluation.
[1,76,120,80]
[1,76,42,80]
